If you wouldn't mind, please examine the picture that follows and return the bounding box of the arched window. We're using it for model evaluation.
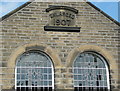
[15,51,54,91]
[73,52,110,91]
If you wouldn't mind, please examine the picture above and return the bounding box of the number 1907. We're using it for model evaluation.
[54,19,71,26]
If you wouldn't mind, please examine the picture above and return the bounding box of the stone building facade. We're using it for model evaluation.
[0,0,120,91]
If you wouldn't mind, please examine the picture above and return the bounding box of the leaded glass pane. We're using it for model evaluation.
[73,52,110,90]
[15,51,54,90]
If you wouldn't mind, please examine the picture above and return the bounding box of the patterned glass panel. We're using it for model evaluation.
[73,52,110,90]
[15,51,54,90]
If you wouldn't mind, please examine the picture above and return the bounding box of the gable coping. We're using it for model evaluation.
[0,0,34,21]
[0,0,120,26]
[86,2,120,26]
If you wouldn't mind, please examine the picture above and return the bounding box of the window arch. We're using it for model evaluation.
[73,52,110,91]
[15,50,54,91]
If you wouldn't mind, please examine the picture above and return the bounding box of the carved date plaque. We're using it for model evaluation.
[44,6,80,32]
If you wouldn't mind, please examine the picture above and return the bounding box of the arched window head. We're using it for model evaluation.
[73,52,110,90]
[15,50,54,91]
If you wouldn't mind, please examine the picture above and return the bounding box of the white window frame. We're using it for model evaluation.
[73,52,110,90]
[15,51,54,90]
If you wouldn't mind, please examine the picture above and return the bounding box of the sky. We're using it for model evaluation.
[0,0,120,22]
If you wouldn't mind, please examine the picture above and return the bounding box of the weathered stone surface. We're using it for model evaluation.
[0,1,120,90]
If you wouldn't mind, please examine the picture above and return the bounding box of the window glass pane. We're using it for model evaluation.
[21,81,25,86]
[78,75,82,80]
[43,75,47,79]
[21,68,26,73]
[74,75,77,80]
[44,81,48,85]
[44,68,47,73]
[49,81,52,85]
[48,75,52,79]
[17,75,20,79]
[17,81,20,86]
[48,68,52,73]
[74,69,77,73]
[21,74,26,79]
[17,68,20,73]
[74,81,78,86]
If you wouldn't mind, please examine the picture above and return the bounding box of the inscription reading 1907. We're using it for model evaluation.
[54,19,71,26]
[49,11,75,26]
